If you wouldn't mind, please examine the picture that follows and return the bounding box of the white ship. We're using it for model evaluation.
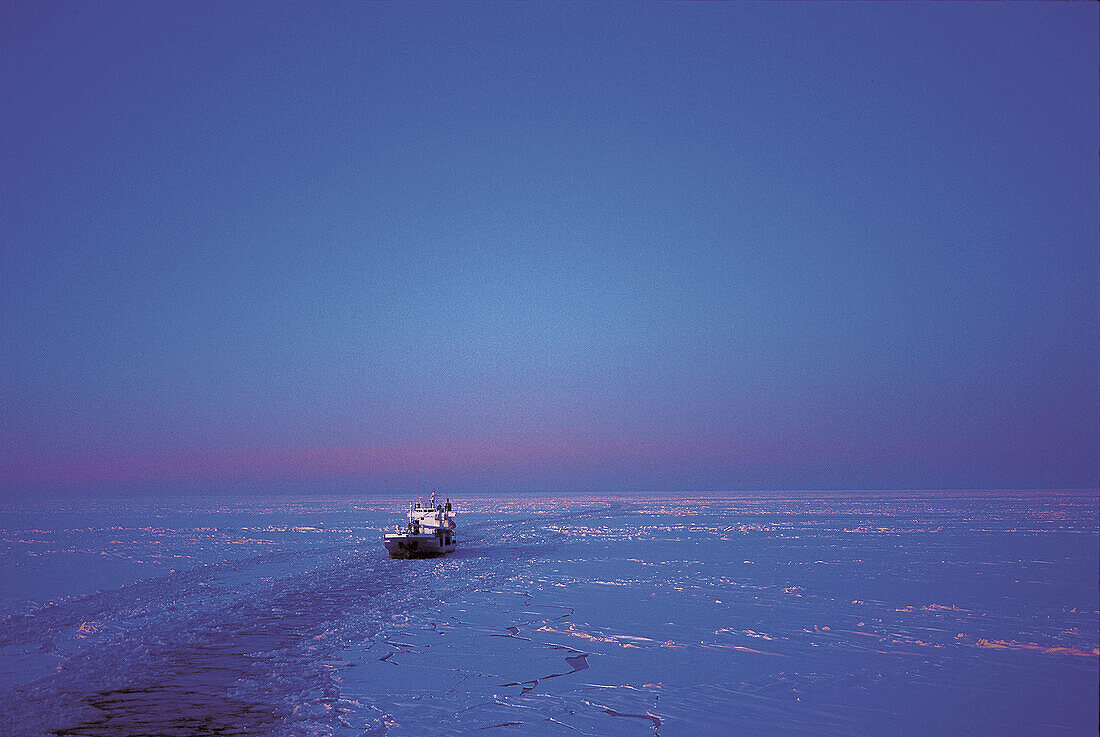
[384,491,457,559]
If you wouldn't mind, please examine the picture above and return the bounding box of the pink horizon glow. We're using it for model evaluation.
[1,434,817,487]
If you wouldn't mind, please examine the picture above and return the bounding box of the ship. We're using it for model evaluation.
[383,491,457,559]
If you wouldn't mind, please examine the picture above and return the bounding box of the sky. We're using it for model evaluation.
[1,2,1097,495]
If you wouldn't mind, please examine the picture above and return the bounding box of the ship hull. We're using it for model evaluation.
[384,534,456,559]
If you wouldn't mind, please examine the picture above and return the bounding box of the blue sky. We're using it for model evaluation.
[1,2,1097,493]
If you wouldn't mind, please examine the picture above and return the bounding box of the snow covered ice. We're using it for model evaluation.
[1,491,1096,736]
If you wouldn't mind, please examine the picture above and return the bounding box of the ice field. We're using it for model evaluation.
[1,490,1096,736]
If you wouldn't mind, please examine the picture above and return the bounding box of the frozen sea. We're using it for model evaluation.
[0,490,1096,736]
